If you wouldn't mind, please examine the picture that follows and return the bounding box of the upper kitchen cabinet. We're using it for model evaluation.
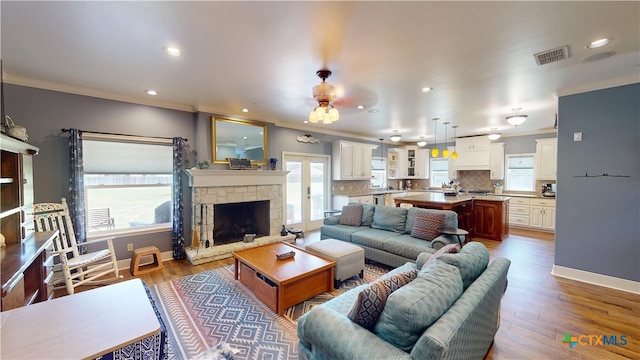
[535,138,557,180]
[405,146,430,179]
[332,141,377,180]
[387,147,407,179]
[489,142,505,180]
[453,137,491,170]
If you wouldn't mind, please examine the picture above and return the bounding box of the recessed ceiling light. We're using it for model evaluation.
[163,47,182,56]
[242,108,249,113]
[368,109,380,113]
[421,87,433,93]
[357,105,365,110]
[145,90,158,96]
[586,38,613,49]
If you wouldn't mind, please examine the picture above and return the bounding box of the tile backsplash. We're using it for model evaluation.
[455,170,493,190]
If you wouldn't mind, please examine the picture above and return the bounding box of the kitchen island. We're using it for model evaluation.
[394,192,510,241]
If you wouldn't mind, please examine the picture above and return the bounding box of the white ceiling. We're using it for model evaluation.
[2,1,639,143]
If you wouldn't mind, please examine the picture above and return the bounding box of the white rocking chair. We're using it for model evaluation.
[33,198,122,295]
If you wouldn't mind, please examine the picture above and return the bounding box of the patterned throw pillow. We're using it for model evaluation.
[340,205,363,226]
[420,243,459,271]
[347,269,418,330]
[410,211,445,241]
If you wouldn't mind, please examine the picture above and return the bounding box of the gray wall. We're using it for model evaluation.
[556,83,639,282]
[5,84,196,258]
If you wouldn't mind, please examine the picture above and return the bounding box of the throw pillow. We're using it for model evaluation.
[347,269,418,331]
[437,242,490,289]
[371,206,408,233]
[374,261,464,352]
[340,205,363,226]
[420,243,459,271]
[410,211,445,241]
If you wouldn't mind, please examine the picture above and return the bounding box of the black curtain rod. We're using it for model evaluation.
[61,128,188,142]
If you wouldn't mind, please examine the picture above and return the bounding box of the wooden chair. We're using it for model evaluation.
[33,198,122,295]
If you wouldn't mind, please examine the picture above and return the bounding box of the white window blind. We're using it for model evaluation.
[83,139,172,174]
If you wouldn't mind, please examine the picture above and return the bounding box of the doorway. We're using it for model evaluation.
[283,153,330,231]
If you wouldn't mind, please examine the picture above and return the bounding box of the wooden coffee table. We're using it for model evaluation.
[233,242,335,315]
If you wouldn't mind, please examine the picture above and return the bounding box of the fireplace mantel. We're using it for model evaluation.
[185,169,289,187]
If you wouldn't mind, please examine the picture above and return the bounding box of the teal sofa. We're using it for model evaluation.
[321,204,462,268]
[297,242,511,360]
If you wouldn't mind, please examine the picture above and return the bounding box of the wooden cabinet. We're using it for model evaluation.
[535,138,557,180]
[387,147,406,179]
[453,137,491,170]
[473,199,509,241]
[1,134,56,310]
[332,141,377,180]
[530,198,556,231]
[489,142,505,180]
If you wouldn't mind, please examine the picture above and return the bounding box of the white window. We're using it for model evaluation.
[430,158,449,187]
[505,154,535,191]
[83,135,173,234]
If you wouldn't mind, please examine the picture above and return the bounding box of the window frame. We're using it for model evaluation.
[504,153,536,192]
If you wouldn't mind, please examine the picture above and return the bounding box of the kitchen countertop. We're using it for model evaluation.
[336,189,553,199]
[395,192,511,204]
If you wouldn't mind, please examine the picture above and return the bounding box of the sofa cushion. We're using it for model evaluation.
[320,224,368,242]
[411,211,445,241]
[340,205,363,226]
[381,234,437,260]
[371,206,408,233]
[420,243,459,270]
[347,269,418,331]
[351,228,400,249]
[436,242,490,289]
[374,260,464,351]
[348,202,375,226]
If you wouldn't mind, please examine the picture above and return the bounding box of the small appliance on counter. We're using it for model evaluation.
[541,183,556,197]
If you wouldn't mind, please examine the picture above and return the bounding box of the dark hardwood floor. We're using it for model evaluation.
[70,229,639,359]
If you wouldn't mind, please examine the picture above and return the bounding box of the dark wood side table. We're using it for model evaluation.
[442,228,469,247]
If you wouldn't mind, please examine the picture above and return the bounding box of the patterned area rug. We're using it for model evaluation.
[147,263,389,360]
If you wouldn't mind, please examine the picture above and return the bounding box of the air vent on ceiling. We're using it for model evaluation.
[534,45,570,66]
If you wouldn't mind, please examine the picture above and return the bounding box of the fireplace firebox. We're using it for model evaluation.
[214,200,270,245]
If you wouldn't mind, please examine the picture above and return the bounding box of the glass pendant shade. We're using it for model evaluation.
[431,148,439,157]
[442,148,450,157]
[451,151,458,159]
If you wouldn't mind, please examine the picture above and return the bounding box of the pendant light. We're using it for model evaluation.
[487,128,501,140]
[431,118,439,157]
[451,125,458,159]
[390,130,402,142]
[442,122,450,157]
[506,107,527,126]
[417,136,427,147]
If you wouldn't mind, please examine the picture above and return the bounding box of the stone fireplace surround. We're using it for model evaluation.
[184,169,296,265]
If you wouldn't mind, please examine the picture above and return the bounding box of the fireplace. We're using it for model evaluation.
[214,200,269,245]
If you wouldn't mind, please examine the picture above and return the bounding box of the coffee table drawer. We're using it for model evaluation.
[239,262,278,312]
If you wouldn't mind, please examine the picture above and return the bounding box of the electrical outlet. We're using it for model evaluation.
[127,243,133,251]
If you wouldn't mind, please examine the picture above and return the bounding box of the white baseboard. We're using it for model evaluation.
[118,250,174,272]
[552,265,640,294]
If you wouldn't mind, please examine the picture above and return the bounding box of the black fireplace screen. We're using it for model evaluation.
[213,200,269,245]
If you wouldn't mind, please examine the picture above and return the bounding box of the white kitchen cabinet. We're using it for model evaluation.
[453,137,491,170]
[387,148,407,179]
[508,197,531,227]
[530,198,556,231]
[332,141,377,180]
[535,138,557,180]
[405,146,430,179]
[446,146,458,180]
[333,195,374,209]
[489,142,505,180]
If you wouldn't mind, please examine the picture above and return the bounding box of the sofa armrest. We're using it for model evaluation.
[323,215,341,225]
[298,306,410,360]
[431,234,457,249]
[411,257,511,359]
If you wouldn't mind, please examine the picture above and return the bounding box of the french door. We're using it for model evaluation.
[283,153,330,231]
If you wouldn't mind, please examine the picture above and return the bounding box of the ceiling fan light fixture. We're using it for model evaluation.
[506,108,528,126]
[309,69,339,124]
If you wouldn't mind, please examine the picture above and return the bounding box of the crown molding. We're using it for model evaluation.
[556,73,639,97]
[4,74,196,113]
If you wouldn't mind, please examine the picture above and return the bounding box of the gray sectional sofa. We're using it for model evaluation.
[320,204,463,268]
[297,242,511,360]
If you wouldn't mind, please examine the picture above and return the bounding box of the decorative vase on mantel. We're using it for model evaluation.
[269,158,278,170]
